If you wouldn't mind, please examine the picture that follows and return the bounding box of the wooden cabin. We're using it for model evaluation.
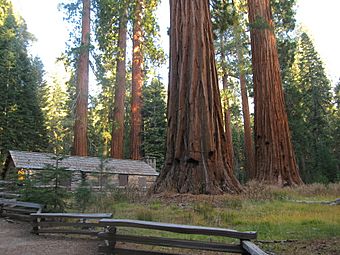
[2,150,159,190]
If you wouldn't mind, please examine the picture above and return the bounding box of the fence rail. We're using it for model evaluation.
[31,212,113,236]
[98,219,267,255]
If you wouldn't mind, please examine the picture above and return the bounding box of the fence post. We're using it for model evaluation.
[106,226,117,251]
[31,215,39,235]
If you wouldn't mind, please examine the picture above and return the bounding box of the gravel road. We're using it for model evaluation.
[0,218,100,255]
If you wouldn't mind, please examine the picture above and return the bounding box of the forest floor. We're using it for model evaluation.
[0,218,99,255]
[0,182,339,254]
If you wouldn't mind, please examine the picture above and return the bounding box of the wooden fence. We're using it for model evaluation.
[31,212,112,236]
[0,199,42,221]
[98,219,268,255]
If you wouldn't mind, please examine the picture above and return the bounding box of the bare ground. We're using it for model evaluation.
[0,218,100,255]
[260,238,340,255]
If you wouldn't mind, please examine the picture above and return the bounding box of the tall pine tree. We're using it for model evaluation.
[289,32,337,182]
[141,77,166,170]
[0,1,47,165]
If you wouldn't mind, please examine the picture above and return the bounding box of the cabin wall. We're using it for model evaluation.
[2,161,157,191]
[83,172,157,191]
[3,160,17,180]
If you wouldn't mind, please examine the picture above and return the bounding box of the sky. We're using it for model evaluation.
[10,0,340,86]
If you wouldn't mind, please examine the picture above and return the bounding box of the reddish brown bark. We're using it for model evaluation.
[239,73,255,179]
[73,0,90,156]
[247,0,303,185]
[111,11,127,159]
[153,0,241,194]
[222,74,234,170]
[130,0,143,160]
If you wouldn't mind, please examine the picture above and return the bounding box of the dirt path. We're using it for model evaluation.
[0,218,100,255]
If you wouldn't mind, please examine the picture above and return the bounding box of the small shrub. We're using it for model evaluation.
[20,156,71,212]
[74,181,92,212]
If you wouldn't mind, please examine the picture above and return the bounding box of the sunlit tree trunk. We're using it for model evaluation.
[130,0,143,160]
[247,0,302,185]
[153,0,241,194]
[73,0,90,156]
[222,74,234,170]
[111,10,127,159]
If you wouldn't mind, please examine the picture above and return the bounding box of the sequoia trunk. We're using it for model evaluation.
[111,11,127,159]
[247,0,303,185]
[73,0,90,156]
[153,0,241,194]
[130,0,143,160]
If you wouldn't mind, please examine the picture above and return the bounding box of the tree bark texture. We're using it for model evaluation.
[153,0,241,194]
[239,73,255,180]
[111,11,127,159]
[222,74,234,170]
[73,0,90,156]
[247,0,303,185]
[130,0,143,160]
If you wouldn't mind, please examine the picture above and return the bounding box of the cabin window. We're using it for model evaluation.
[118,174,128,186]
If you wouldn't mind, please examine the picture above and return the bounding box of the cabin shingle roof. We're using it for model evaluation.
[8,150,158,176]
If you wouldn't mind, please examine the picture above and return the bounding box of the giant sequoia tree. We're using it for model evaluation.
[130,0,144,160]
[73,0,90,156]
[247,0,302,185]
[111,4,128,159]
[154,0,241,194]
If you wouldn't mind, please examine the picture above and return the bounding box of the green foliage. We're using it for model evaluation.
[0,1,47,163]
[58,0,83,69]
[74,180,92,212]
[271,0,298,84]
[332,80,340,178]
[211,0,252,181]
[20,156,71,212]
[141,0,166,68]
[141,77,166,169]
[123,81,132,158]
[249,15,273,31]
[287,32,337,183]
[88,93,113,156]
[40,73,73,154]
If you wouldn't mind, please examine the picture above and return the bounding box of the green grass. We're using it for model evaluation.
[72,183,340,243]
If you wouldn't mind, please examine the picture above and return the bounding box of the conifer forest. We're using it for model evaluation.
[1,0,340,193]
[1,1,340,254]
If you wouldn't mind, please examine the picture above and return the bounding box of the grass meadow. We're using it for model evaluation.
[70,182,340,254]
